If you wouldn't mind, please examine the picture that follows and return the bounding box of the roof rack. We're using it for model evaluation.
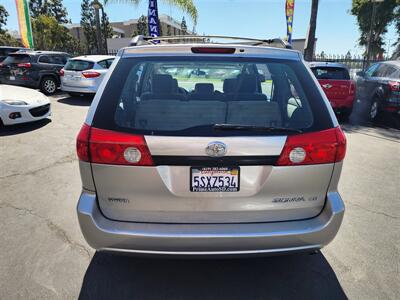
[129,35,292,49]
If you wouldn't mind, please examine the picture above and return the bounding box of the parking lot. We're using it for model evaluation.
[0,93,399,299]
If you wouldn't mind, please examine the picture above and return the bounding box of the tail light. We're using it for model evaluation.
[17,62,31,68]
[191,47,236,54]
[276,127,346,166]
[76,124,154,166]
[388,81,400,92]
[59,69,65,76]
[349,81,356,95]
[82,71,101,78]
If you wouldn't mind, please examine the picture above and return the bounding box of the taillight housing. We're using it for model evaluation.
[76,124,154,166]
[191,47,236,54]
[388,81,400,92]
[82,71,101,78]
[59,69,65,76]
[17,62,31,68]
[349,80,356,95]
[276,127,346,166]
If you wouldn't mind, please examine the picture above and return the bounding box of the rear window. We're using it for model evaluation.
[2,54,31,65]
[311,67,350,80]
[93,57,334,136]
[64,59,94,71]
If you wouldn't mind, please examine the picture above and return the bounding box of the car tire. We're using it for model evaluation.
[40,76,57,95]
[369,99,379,121]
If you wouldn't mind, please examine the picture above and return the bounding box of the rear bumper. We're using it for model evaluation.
[329,96,355,110]
[77,191,345,256]
[61,83,98,94]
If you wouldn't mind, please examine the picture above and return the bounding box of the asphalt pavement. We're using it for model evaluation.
[0,93,399,300]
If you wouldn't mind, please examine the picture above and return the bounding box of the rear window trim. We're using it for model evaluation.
[92,56,335,136]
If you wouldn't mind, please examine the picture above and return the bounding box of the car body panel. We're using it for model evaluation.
[61,55,115,94]
[77,43,345,255]
[356,61,400,114]
[0,85,51,125]
[77,186,345,255]
[0,51,70,92]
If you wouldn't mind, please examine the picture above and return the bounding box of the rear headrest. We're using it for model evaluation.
[238,74,258,93]
[223,78,237,93]
[152,74,173,94]
[195,83,214,94]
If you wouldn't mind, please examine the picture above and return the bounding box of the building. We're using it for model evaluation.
[66,14,191,51]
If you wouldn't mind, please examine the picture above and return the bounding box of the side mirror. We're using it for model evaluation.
[356,71,365,77]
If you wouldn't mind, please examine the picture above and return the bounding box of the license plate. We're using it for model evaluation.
[190,167,240,192]
[9,76,15,80]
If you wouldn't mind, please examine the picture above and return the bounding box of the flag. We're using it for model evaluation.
[15,0,34,48]
[285,0,295,44]
[148,0,160,38]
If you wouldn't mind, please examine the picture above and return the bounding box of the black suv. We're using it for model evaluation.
[0,46,29,62]
[356,61,400,120]
[0,50,71,94]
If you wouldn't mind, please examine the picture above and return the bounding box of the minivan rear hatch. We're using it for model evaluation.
[82,54,343,224]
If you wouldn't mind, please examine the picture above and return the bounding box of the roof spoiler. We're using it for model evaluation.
[129,35,292,49]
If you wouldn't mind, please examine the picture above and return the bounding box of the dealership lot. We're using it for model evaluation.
[0,94,399,300]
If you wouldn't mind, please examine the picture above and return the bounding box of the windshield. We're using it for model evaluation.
[64,59,94,71]
[311,67,350,80]
[93,57,333,136]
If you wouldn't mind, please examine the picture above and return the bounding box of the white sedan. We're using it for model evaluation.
[0,84,51,126]
[60,55,114,96]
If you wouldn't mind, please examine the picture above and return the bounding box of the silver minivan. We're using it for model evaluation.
[76,37,346,256]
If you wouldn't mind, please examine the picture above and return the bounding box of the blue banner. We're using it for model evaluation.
[286,0,295,44]
[148,0,160,37]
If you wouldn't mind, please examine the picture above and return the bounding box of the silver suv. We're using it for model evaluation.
[76,36,346,256]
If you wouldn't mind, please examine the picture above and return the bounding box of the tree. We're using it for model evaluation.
[32,15,82,54]
[104,0,198,25]
[0,4,9,34]
[181,16,187,34]
[136,15,147,35]
[0,5,22,46]
[29,0,69,23]
[304,0,319,61]
[351,0,398,58]
[81,0,113,54]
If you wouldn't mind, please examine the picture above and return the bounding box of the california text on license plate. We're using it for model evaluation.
[190,167,240,192]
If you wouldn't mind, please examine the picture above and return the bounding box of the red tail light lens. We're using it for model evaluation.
[59,69,65,76]
[276,127,346,166]
[349,81,356,95]
[191,47,236,54]
[388,81,400,92]
[82,71,101,78]
[17,62,31,68]
[76,125,154,166]
[76,124,91,161]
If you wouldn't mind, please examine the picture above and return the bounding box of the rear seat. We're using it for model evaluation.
[227,101,282,127]
[135,100,227,131]
[141,74,186,101]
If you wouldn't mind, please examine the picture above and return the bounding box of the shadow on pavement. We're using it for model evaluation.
[0,118,51,136]
[79,252,347,300]
[57,96,93,107]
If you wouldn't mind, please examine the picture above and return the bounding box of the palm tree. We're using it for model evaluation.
[104,0,198,25]
[304,0,319,61]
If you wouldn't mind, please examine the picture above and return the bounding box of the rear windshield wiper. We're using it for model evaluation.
[213,124,303,133]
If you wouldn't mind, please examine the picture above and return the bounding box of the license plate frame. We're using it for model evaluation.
[190,166,240,192]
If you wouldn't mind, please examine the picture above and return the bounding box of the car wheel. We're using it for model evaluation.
[40,77,57,95]
[369,99,379,121]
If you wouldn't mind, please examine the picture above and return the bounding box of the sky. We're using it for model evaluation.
[2,0,398,56]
